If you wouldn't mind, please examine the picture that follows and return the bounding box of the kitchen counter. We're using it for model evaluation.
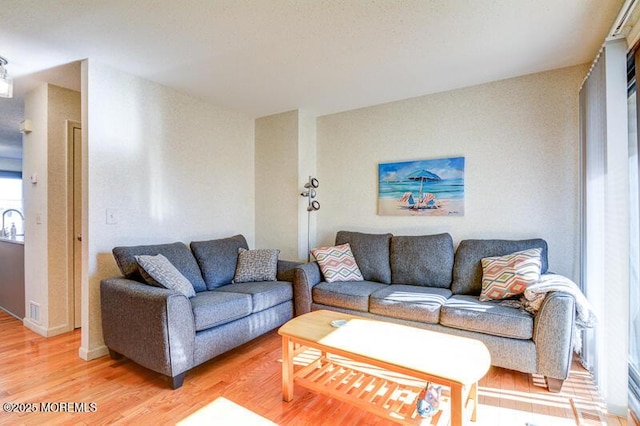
[0,236,24,245]
[0,238,25,318]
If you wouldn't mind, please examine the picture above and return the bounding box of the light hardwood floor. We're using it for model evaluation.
[0,310,629,425]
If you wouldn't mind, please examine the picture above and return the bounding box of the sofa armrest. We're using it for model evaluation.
[277,259,303,282]
[532,291,576,381]
[100,277,196,380]
[293,262,322,316]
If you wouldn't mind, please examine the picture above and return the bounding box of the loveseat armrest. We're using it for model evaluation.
[100,277,196,387]
[277,260,303,282]
[532,291,576,391]
[293,262,322,316]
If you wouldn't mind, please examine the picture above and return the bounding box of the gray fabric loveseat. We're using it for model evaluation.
[294,231,577,392]
[100,234,298,389]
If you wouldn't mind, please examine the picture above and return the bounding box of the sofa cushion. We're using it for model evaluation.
[135,254,196,298]
[312,281,388,312]
[369,285,452,324]
[390,233,454,288]
[190,235,249,290]
[440,295,533,339]
[233,248,279,283]
[216,281,292,313]
[113,242,207,292]
[479,248,542,301]
[311,243,364,283]
[451,239,548,295]
[190,291,252,331]
[335,231,392,284]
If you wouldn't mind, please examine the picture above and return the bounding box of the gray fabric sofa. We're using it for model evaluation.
[294,231,576,392]
[100,235,298,389]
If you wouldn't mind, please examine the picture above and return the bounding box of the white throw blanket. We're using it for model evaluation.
[512,274,597,353]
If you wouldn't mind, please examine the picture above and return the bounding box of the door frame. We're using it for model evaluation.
[66,120,82,329]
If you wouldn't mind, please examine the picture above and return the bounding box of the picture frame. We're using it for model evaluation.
[378,156,465,216]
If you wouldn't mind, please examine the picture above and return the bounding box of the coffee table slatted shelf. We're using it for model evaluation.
[280,311,490,426]
[292,349,466,425]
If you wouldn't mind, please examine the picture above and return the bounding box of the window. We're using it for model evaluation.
[0,174,23,236]
[581,37,633,414]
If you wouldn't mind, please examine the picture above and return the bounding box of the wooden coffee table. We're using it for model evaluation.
[278,310,491,425]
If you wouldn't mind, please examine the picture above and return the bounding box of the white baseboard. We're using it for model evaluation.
[23,319,73,337]
[79,344,108,361]
[23,318,108,361]
[0,306,22,320]
[23,317,48,336]
[47,323,74,337]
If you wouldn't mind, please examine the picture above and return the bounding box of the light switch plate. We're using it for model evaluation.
[106,209,118,225]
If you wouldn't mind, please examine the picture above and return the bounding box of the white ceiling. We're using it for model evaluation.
[0,0,625,159]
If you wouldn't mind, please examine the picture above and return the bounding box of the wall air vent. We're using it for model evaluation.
[29,301,40,323]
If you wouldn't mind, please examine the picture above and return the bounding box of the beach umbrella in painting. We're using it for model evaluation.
[406,169,441,205]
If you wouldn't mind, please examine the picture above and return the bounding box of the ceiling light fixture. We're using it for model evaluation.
[0,56,14,98]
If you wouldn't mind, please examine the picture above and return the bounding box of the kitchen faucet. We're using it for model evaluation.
[1,209,25,238]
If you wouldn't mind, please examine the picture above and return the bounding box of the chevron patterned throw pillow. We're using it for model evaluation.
[479,248,542,301]
[311,243,364,283]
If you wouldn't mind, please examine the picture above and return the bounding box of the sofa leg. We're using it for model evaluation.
[108,349,123,360]
[545,376,565,393]
[170,372,186,390]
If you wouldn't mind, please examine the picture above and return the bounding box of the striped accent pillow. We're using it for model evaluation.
[311,243,364,283]
[479,248,542,301]
[136,254,196,298]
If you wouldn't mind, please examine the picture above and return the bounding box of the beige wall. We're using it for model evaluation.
[255,110,317,261]
[255,111,300,259]
[315,65,587,280]
[298,110,317,260]
[23,84,48,333]
[23,83,81,336]
[81,60,255,359]
[21,61,585,359]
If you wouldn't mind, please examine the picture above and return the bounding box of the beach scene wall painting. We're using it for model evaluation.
[378,156,465,216]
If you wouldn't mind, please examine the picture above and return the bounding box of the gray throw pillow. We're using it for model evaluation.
[135,254,196,298]
[335,231,392,283]
[232,248,279,283]
[191,235,249,289]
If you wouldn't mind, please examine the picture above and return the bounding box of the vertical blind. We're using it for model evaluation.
[579,45,606,376]
[579,38,630,415]
[628,47,640,423]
